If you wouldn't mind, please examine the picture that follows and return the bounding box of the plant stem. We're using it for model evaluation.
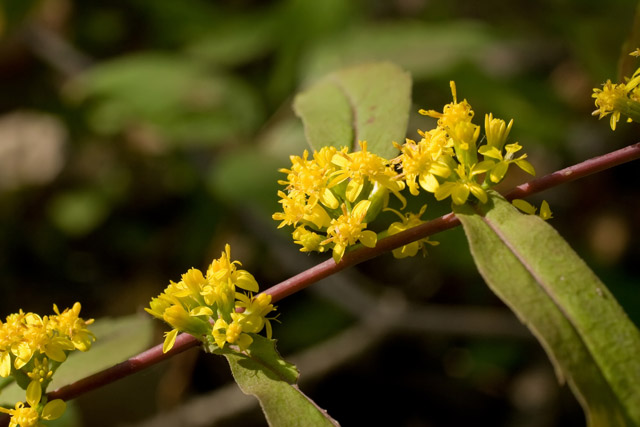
[265,141,640,304]
[45,141,640,403]
[46,330,199,401]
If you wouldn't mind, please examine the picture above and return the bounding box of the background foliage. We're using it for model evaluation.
[0,0,638,425]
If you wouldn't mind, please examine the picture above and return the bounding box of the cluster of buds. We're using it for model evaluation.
[272,142,406,263]
[146,244,276,353]
[0,303,95,426]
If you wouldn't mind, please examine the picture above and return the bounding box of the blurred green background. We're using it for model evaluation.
[0,0,639,426]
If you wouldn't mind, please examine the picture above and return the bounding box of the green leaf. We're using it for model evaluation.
[293,62,411,159]
[213,335,339,427]
[300,22,495,82]
[72,53,263,146]
[47,189,111,236]
[454,192,640,426]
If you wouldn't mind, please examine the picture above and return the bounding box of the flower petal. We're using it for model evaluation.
[163,329,179,353]
[359,230,377,248]
[42,399,66,421]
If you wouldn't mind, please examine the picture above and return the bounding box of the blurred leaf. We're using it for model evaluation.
[260,117,308,161]
[73,53,263,146]
[0,314,153,406]
[293,62,411,158]
[207,147,282,214]
[300,21,496,83]
[185,13,276,67]
[214,335,339,427]
[453,74,570,148]
[48,189,111,236]
[0,0,38,35]
[454,192,640,426]
[618,2,640,81]
[267,0,357,101]
[129,0,220,46]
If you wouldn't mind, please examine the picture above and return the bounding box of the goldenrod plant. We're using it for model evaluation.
[1,39,640,427]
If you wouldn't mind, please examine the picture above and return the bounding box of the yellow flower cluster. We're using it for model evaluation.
[592,48,640,130]
[0,303,94,426]
[275,81,542,262]
[146,244,275,353]
[273,142,405,263]
[394,81,535,206]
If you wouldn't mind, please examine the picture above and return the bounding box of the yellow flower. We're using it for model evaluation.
[329,141,401,203]
[272,190,332,230]
[419,81,474,130]
[539,200,553,220]
[591,52,640,131]
[0,351,10,377]
[0,402,40,427]
[478,142,535,183]
[145,295,173,320]
[323,200,378,263]
[27,356,54,392]
[484,113,513,151]
[278,147,339,205]
[435,163,490,205]
[512,199,553,221]
[0,380,66,427]
[148,244,275,354]
[592,80,627,130]
[235,293,276,338]
[51,303,95,352]
[394,134,452,196]
[162,305,210,337]
[448,120,480,166]
[292,226,328,253]
[162,329,179,353]
[212,317,253,351]
[386,205,439,258]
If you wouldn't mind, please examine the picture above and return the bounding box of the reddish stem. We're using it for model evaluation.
[44,142,640,403]
[46,330,199,401]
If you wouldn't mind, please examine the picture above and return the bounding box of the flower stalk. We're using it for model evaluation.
[39,141,640,405]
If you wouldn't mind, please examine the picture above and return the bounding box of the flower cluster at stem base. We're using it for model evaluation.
[146,244,276,353]
[0,303,94,426]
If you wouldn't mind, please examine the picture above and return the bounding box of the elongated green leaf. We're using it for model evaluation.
[293,62,411,159]
[454,192,640,426]
[212,335,339,427]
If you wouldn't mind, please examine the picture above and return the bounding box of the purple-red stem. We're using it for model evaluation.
[45,142,640,403]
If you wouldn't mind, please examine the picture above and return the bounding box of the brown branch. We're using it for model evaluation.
[46,330,199,401]
[45,142,640,403]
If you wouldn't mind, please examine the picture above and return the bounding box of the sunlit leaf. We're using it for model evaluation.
[300,22,495,82]
[454,192,640,426]
[293,62,411,159]
[213,335,339,427]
